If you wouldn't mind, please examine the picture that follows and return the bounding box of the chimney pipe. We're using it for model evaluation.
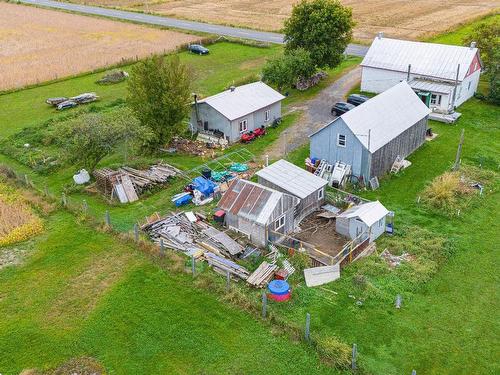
[470,41,477,49]
[377,32,384,39]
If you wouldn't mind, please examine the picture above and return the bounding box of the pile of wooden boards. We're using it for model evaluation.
[93,163,180,203]
[204,252,249,280]
[246,261,278,288]
[141,212,244,258]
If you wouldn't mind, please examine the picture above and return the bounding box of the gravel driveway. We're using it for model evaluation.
[265,66,361,161]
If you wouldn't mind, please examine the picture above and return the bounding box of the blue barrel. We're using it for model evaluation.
[268,280,290,296]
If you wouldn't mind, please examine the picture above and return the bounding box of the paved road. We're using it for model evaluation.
[265,66,361,160]
[18,0,369,57]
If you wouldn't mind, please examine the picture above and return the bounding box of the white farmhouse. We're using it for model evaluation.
[361,34,481,115]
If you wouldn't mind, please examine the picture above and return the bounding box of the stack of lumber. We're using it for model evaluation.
[93,163,179,201]
[246,261,278,288]
[141,213,244,258]
[204,252,249,280]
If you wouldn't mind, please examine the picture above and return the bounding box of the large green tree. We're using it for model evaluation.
[463,18,500,104]
[127,55,191,150]
[283,0,354,69]
[262,48,316,90]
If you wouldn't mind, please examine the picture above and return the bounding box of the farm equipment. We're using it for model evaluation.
[241,131,256,143]
[253,126,266,137]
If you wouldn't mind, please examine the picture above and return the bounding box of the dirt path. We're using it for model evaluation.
[265,66,361,161]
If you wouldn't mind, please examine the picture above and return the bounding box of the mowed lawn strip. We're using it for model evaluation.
[0,211,335,374]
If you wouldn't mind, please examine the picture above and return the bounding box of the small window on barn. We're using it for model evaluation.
[239,119,248,133]
[337,134,346,147]
[265,109,271,122]
[318,188,324,200]
[430,94,442,106]
[275,214,285,230]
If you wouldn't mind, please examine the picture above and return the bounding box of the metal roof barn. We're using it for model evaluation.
[256,159,327,200]
[197,81,285,121]
[361,36,479,81]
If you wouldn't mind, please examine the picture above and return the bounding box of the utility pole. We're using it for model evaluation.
[451,64,460,111]
[452,129,465,171]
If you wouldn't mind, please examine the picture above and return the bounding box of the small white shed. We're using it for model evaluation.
[336,201,389,242]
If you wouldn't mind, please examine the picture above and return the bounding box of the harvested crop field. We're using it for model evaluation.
[79,0,500,42]
[0,2,199,91]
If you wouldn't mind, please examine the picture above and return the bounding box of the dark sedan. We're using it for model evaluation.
[331,102,355,116]
[347,93,370,106]
[188,44,209,55]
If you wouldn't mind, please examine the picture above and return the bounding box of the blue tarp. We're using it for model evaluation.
[175,193,192,207]
[192,176,216,196]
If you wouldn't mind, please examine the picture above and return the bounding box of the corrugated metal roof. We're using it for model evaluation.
[338,201,389,226]
[197,81,285,121]
[310,81,431,153]
[408,78,455,95]
[361,37,478,81]
[256,159,327,199]
[218,179,296,225]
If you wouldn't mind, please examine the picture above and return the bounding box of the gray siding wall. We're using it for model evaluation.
[190,103,231,140]
[191,101,282,143]
[370,117,428,179]
[310,119,366,177]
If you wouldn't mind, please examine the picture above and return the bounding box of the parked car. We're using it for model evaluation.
[56,100,77,110]
[188,44,209,55]
[241,131,256,143]
[331,102,355,116]
[347,94,370,106]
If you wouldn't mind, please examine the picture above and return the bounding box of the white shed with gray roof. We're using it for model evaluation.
[336,201,389,242]
[256,159,328,223]
[191,81,285,143]
[361,35,482,112]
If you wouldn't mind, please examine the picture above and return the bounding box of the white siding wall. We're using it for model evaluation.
[361,67,408,93]
[454,69,481,108]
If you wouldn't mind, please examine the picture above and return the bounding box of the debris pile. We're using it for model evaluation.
[97,70,129,84]
[169,136,225,157]
[247,261,278,288]
[380,249,411,268]
[141,212,245,259]
[204,252,249,280]
[46,92,99,111]
[93,163,179,203]
[296,71,328,91]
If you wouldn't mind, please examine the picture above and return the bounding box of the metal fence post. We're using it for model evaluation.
[24,174,29,186]
[352,343,357,370]
[226,270,231,291]
[44,185,49,197]
[262,291,267,319]
[411,370,416,375]
[305,312,311,341]
[82,199,88,215]
[134,223,139,242]
[160,239,165,257]
[61,193,67,207]
[191,255,196,277]
[105,210,111,226]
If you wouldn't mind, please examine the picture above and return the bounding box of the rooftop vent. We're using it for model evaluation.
[377,32,384,39]
[470,41,477,49]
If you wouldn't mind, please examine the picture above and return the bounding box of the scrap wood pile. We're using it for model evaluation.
[204,252,249,280]
[46,92,99,107]
[97,70,129,85]
[247,261,278,288]
[141,212,245,259]
[93,163,180,203]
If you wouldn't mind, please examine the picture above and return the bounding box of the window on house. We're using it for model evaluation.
[337,134,346,147]
[378,218,384,227]
[265,109,271,122]
[275,214,285,230]
[239,119,248,133]
[318,188,324,200]
[430,94,442,106]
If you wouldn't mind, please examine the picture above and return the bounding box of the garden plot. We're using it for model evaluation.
[0,2,198,91]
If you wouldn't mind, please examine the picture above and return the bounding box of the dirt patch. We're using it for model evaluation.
[21,356,105,375]
[78,0,500,42]
[0,2,199,90]
[294,214,347,258]
[0,246,30,270]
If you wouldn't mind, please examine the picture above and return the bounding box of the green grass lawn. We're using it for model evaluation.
[0,211,337,375]
[427,13,499,45]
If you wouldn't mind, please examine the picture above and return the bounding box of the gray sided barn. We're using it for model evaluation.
[336,201,389,242]
[256,159,328,224]
[217,179,299,247]
[191,81,285,143]
[310,81,431,182]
